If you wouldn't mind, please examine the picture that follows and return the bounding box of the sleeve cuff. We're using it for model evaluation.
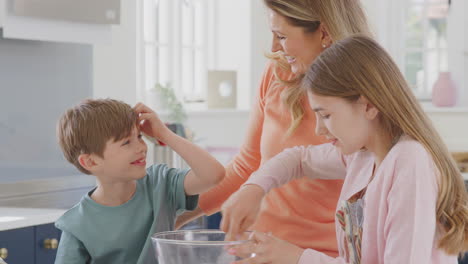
[298,249,344,264]
[176,169,199,212]
[242,173,271,193]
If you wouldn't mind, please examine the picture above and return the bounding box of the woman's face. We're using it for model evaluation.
[307,92,374,155]
[269,10,326,75]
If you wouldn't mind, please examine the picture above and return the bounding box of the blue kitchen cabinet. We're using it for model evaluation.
[460,253,468,264]
[0,224,61,264]
[0,226,35,264]
[35,224,61,264]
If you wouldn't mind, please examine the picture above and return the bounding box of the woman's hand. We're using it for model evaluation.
[133,102,170,141]
[221,184,265,241]
[228,231,304,264]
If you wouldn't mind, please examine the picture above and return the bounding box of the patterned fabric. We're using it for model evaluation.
[336,189,366,264]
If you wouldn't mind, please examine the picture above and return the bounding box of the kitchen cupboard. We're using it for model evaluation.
[0,0,118,44]
[0,224,60,264]
[12,0,120,25]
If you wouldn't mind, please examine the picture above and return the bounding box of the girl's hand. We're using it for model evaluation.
[133,102,170,141]
[221,185,265,241]
[228,231,304,264]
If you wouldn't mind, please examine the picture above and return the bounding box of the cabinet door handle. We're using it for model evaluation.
[43,238,59,250]
[0,248,7,260]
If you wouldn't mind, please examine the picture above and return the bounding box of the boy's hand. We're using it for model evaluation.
[134,103,170,141]
[220,184,265,241]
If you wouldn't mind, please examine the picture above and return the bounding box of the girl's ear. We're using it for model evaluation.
[358,96,379,120]
[78,154,98,172]
[320,23,332,47]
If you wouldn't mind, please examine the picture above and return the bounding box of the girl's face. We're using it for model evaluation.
[268,10,327,75]
[307,92,378,155]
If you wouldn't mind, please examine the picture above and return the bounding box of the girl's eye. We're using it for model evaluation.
[277,36,286,40]
[122,140,130,146]
[321,114,330,119]
[138,134,143,139]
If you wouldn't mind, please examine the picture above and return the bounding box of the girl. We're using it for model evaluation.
[221,35,468,263]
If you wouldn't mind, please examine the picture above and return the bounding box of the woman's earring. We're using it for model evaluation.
[322,44,327,48]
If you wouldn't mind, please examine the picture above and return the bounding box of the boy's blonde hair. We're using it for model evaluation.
[303,35,468,254]
[57,98,138,174]
[263,0,373,135]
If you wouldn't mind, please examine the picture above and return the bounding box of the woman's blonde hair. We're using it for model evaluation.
[303,35,468,254]
[263,0,373,135]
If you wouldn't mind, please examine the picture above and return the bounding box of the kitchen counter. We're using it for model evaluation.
[0,207,65,231]
[0,173,95,209]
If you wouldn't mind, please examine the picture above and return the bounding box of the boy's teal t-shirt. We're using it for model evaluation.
[54,164,198,264]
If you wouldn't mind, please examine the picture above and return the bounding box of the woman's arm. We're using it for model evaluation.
[193,63,279,216]
[175,62,277,228]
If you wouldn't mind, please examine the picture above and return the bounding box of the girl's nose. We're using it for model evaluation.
[315,117,327,136]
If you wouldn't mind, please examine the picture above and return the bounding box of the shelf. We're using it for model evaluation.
[421,102,468,113]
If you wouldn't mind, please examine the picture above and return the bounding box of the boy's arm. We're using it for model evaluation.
[134,103,225,196]
[161,132,225,195]
[55,231,90,264]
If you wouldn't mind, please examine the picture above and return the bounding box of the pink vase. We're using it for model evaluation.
[432,72,457,107]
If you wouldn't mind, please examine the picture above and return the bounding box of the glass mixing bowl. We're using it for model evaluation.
[151,229,253,264]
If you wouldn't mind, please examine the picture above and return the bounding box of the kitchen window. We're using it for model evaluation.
[141,0,213,104]
[403,0,450,100]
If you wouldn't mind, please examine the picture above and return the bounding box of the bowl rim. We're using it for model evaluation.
[151,229,252,246]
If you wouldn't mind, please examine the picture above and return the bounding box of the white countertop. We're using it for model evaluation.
[0,207,65,231]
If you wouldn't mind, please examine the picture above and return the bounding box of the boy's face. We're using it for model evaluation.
[92,126,148,182]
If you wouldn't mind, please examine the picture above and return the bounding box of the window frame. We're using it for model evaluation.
[139,0,212,106]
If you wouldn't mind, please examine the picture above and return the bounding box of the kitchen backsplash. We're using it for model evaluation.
[0,29,92,179]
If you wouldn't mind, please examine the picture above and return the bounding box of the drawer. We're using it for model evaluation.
[0,227,35,264]
[35,224,61,264]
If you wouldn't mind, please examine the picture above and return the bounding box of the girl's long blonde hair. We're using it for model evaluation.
[263,0,373,135]
[303,35,468,255]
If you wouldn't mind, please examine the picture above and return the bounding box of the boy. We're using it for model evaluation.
[54,99,225,264]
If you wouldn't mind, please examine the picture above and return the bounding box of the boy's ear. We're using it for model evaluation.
[78,154,98,172]
[358,96,379,120]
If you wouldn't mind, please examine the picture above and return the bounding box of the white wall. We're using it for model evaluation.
[426,109,468,151]
[448,0,468,106]
[250,0,270,102]
[213,0,270,109]
[93,0,138,104]
[184,110,249,148]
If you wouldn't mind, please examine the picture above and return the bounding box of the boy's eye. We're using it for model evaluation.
[122,140,130,146]
[138,134,143,139]
[321,114,330,119]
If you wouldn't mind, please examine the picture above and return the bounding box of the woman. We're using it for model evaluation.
[221,35,468,264]
[177,0,373,256]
